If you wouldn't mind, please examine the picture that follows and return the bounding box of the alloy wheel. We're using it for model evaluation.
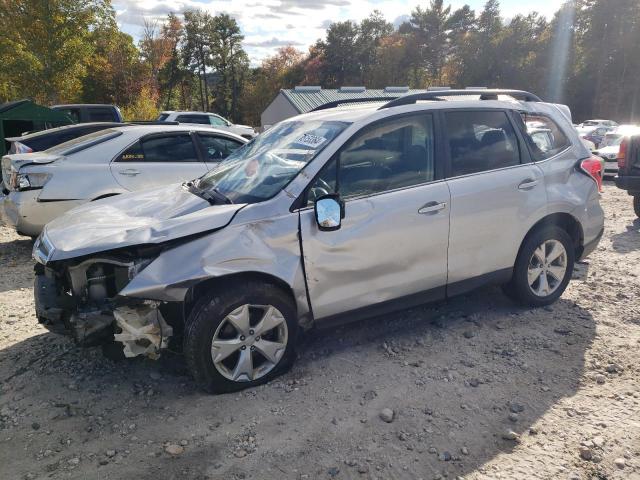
[211,304,288,382]
[527,239,568,297]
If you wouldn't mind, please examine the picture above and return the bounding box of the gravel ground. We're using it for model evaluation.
[0,184,639,480]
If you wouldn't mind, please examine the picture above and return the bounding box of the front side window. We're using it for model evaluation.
[176,114,210,125]
[118,134,199,162]
[198,134,243,161]
[209,115,228,127]
[307,114,435,204]
[197,119,349,204]
[59,108,80,123]
[446,110,520,177]
[519,113,571,161]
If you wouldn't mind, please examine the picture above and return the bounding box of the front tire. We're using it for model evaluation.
[184,280,297,393]
[634,195,640,218]
[504,226,575,307]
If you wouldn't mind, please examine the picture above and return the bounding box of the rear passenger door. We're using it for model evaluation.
[110,132,208,191]
[443,109,546,293]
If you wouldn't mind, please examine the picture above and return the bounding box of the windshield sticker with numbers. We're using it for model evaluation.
[295,133,327,148]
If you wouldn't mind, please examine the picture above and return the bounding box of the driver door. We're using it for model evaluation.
[299,113,450,320]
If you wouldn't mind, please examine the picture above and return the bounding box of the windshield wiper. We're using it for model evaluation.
[182,181,233,205]
[210,187,233,205]
[182,181,216,205]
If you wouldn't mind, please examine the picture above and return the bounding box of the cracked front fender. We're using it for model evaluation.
[119,209,310,319]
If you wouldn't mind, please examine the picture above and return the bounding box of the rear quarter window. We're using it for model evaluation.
[520,113,571,161]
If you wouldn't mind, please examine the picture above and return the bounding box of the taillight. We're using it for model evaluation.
[13,142,33,154]
[579,157,603,192]
[618,138,628,170]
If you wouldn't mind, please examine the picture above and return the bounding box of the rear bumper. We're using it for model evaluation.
[0,191,83,236]
[603,160,618,175]
[579,227,603,261]
[614,175,640,194]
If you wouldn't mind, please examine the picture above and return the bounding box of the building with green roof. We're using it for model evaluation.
[260,86,431,129]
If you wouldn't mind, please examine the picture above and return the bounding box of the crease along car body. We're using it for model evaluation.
[32,90,604,393]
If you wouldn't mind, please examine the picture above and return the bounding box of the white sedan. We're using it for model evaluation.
[1,125,247,236]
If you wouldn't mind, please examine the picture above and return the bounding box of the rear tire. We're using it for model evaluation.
[504,226,575,307]
[184,280,297,394]
[634,195,640,218]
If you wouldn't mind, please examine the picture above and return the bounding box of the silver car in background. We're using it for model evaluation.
[1,125,246,236]
[157,111,257,139]
[31,90,604,393]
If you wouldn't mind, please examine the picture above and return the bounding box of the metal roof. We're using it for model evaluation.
[281,88,430,114]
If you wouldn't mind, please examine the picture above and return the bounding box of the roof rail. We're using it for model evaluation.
[379,89,542,110]
[311,96,400,112]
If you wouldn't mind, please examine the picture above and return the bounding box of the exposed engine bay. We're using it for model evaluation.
[34,246,175,359]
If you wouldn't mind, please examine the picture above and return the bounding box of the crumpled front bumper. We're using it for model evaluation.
[34,271,69,335]
[34,270,114,345]
[34,266,173,356]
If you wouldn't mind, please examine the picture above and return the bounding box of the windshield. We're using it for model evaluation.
[197,119,350,203]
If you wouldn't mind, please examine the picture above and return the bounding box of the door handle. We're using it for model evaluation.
[518,179,539,190]
[119,169,141,177]
[418,201,447,214]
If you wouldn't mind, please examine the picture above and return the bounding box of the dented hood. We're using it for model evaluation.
[43,183,245,261]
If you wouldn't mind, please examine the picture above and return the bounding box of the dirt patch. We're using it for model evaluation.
[0,185,639,480]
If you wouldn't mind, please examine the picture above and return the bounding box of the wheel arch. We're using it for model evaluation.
[183,271,297,322]
[520,212,584,261]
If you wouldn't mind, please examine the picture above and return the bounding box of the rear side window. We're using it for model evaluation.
[519,113,571,161]
[157,113,169,121]
[176,114,210,125]
[118,134,199,162]
[446,110,520,177]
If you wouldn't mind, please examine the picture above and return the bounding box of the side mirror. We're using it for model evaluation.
[314,194,343,231]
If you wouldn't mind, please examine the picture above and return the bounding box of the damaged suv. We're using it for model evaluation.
[33,90,604,393]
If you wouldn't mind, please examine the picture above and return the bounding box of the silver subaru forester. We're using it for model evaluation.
[32,90,604,393]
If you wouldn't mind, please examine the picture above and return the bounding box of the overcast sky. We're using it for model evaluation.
[112,0,565,65]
